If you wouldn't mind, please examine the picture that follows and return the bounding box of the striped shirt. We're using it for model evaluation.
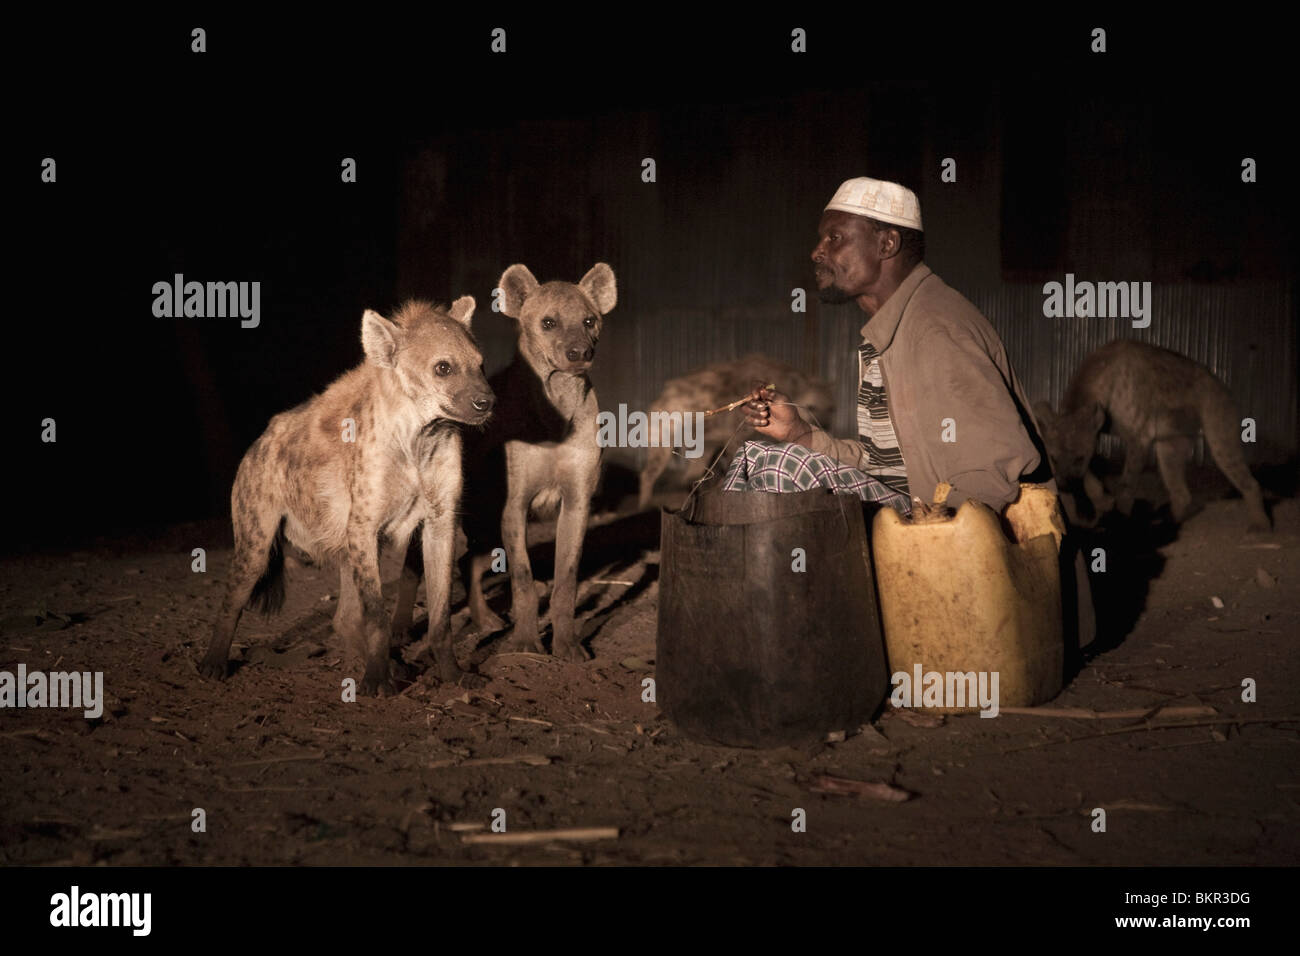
[856,342,910,496]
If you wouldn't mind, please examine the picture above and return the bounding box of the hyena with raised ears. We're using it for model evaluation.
[392,263,616,663]
[199,298,495,696]
[1035,339,1269,532]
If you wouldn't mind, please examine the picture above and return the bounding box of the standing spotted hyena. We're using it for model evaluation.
[638,353,835,508]
[393,263,616,662]
[1034,339,1269,532]
[199,298,495,696]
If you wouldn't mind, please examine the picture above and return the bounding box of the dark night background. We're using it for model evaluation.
[9,13,1296,555]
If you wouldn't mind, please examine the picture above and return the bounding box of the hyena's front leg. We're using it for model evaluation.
[1114,438,1149,516]
[418,480,473,684]
[389,526,422,646]
[1081,470,1113,520]
[344,514,393,697]
[550,483,595,661]
[333,565,362,658]
[500,487,544,654]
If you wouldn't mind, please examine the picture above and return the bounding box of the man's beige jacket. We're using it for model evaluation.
[804,262,1049,510]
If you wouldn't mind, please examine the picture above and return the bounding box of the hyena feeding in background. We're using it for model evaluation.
[200,298,495,696]
[1035,339,1269,532]
[638,353,835,508]
[393,263,617,662]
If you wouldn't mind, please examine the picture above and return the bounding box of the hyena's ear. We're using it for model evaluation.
[361,309,401,368]
[448,295,475,329]
[579,262,617,315]
[497,264,539,318]
[1032,401,1057,426]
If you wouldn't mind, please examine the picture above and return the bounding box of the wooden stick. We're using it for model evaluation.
[998,705,1216,720]
[704,383,776,417]
[999,715,1298,754]
[228,750,326,768]
[0,728,49,739]
[427,753,551,769]
[809,774,913,802]
[506,716,554,727]
[462,827,619,845]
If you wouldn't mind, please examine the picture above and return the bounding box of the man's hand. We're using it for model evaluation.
[742,382,812,445]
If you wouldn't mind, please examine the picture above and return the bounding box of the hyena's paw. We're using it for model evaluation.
[390,619,418,648]
[454,669,488,690]
[552,638,592,663]
[1247,512,1272,533]
[388,658,415,684]
[497,627,545,655]
[198,655,230,681]
[420,656,483,688]
[472,608,509,637]
[359,676,396,698]
[359,663,397,698]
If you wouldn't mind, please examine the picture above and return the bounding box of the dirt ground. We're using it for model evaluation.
[1,467,1297,867]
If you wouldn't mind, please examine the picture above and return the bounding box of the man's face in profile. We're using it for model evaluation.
[811,210,883,304]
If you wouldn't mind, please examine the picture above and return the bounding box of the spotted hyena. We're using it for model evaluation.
[638,353,835,508]
[393,263,617,662]
[1034,339,1269,531]
[199,298,495,696]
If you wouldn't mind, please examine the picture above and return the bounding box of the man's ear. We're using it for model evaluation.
[497,264,539,319]
[876,224,902,260]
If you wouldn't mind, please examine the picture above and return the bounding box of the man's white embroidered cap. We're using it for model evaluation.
[824,177,923,231]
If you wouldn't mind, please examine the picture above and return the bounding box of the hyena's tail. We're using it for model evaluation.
[246,517,287,615]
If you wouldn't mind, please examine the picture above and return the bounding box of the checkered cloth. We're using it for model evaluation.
[722,440,912,514]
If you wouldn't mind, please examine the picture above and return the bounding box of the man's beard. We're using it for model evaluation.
[817,282,855,305]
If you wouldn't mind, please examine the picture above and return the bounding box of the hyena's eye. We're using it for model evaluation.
[541,317,556,330]
[584,316,596,329]
[434,361,452,376]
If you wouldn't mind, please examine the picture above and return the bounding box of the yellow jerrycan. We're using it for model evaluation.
[871,483,1065,713]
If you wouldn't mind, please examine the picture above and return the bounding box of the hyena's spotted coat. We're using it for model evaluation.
[200,298,495,696]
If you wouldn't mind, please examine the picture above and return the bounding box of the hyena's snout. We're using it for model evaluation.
[470,390,495,423]
[566,343,594,364]
[452,374,496,426]
[560,337,595,370]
